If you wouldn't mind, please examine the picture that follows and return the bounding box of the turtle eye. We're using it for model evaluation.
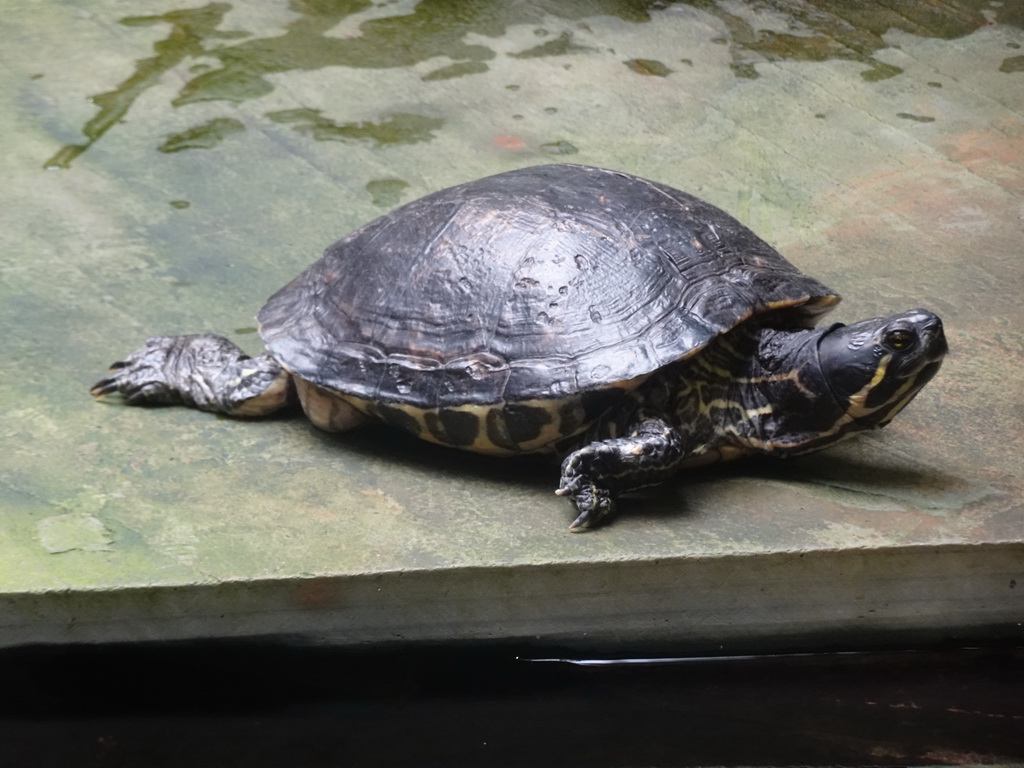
[883,328,916,351]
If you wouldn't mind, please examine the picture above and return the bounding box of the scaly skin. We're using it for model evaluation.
[90,334,291,417]
[557,418,685,530]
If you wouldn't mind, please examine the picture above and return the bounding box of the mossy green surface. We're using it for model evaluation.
[0,0,1021,646]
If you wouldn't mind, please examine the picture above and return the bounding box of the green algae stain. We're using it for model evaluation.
[540,140,578,155]
[860,63,903,82]
[422,61,490,81]
[897,112,937,123]
[266,109,443,146]
[750,31,844,63]
[366,178,410,208]
[509,31,595,59]
[696,0,991,87]
[730,62,760,80]
[37,513,114,554]
[1000,55,1024,73]
[42,0,1006,170]
[624,58,672,77]
[159,117,245,153]
[173,68,274,106]
[43,3,238,169]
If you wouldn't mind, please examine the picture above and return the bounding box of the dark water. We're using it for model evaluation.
[2,641,1022,766]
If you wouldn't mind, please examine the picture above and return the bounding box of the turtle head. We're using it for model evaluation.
[816,308,947,432]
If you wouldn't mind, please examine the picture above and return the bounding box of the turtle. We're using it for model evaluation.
[91,163,947,530]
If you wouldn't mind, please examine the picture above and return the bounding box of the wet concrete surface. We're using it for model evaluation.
[0,0,1022,650]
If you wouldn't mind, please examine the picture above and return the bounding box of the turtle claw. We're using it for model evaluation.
[557,470,615,532]
[568,508,599,532]
[89,377,117,398]
[89,337,182,406]
[90,356,161,400]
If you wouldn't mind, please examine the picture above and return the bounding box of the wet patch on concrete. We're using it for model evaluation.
[36,0,1020,169]
[266,108,443,146]
[38,513,115,554]
[159,117,246,153]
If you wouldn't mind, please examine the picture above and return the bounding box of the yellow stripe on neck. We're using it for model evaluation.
[846,353,891,418]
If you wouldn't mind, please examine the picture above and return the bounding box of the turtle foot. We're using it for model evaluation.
[556,418,686,530]
[556,455,616,532]
[91,335,289,416]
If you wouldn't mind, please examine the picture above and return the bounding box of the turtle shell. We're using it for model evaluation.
[258,163,838,417]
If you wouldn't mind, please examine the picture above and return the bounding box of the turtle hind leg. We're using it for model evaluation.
[556,417,686,531]
[90,334,292,417]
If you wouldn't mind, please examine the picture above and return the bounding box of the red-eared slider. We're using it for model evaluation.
[91,164,947,530]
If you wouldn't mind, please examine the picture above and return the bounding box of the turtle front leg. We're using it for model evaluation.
[90,334,292,417]
[556,418,686,531]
